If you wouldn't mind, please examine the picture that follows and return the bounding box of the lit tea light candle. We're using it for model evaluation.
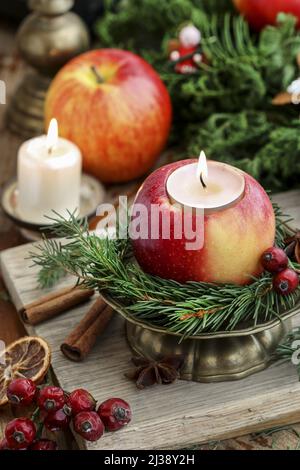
[132,152,275,285]
[18,119,82,224]
[166,151,245,211]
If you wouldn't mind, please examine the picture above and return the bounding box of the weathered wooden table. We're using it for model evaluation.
[1,20,300,450]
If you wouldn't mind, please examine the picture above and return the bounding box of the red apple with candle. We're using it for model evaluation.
[45,49,172,183]
[131,158,275,285]
[233,0,300,31]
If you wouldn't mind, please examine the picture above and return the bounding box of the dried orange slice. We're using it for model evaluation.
[0,336,51,407]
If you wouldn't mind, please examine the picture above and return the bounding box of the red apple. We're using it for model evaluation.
[45,49,172,183]
[131,160,275,285]
[233,0,300,31]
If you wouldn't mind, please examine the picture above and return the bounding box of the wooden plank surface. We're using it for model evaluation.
[0,190,299,450]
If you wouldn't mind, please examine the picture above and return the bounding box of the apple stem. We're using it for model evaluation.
[91,65,104,84]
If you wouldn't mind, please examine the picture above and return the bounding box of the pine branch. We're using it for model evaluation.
[30,205,300,339]
[95,5,300,190]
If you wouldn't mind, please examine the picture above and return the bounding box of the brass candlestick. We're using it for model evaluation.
[7,0,90,138]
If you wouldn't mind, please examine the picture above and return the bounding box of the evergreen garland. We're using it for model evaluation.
[31,205,300,340]
[95,2,300,191]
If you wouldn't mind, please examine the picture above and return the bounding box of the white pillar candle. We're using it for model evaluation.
[18,119,82,224]
[166,151,245,212]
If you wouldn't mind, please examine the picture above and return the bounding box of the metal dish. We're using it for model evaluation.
[102,294,300,383]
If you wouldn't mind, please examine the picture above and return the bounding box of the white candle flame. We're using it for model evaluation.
[196,151,208,186]
[46,118,58,153]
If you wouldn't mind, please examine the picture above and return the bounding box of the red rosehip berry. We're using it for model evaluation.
[38,386,66,412]
[7,378,37,407]
[97,398,132,432]
[261,247,288,273]
[5,418,36,450]
[73,411,104,442]
[273,268,299,295]
[44,407,71,432]
[30,439,58,450]
[66,389,96,416]
[0,438,9,451]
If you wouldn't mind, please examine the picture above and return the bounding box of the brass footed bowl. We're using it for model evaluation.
[103,295,300,383]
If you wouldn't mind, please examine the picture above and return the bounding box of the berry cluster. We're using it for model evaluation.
[261,247,299,295]
[0,379,131,450]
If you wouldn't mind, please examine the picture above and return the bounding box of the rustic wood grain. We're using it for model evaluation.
[0,278,25,344]
[0,190,299,450]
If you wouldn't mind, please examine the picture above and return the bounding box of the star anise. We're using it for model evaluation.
[125,355,185,390]
[285,230,300,264]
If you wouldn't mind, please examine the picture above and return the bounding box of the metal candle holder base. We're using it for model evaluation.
[7,0,89,138]
[126,320,291,382]
[103,295,300,383]
[1,175,106,241]
[7,73,50,138]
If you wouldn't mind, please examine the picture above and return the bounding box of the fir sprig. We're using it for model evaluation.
[95,4,300,190]
[31,205,300,339]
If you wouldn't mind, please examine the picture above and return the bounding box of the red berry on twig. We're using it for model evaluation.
[66,389,96,416]
[261,247,288,273]
[97,398,132,432]
[273,268,299,295]
[44,408,71,431]
[7,378,37,407]
[73,411,104,442]
[5,418,36,450]
[38,386,66,412]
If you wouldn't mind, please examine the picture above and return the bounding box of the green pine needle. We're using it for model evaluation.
[95,4,300,190]
[30,204,300,340]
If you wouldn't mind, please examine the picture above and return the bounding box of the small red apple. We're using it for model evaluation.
[233,0,300,31]
[131,160,275,285]
[45,49,172,183]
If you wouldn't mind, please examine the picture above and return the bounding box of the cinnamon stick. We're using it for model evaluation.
[61,297,113,362]
[21,286,94,325]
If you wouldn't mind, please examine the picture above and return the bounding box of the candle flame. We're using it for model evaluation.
[46,118,58,153]
[196,151,208,188]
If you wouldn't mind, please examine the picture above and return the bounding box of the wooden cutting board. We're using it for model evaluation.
[0,190,300,450]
